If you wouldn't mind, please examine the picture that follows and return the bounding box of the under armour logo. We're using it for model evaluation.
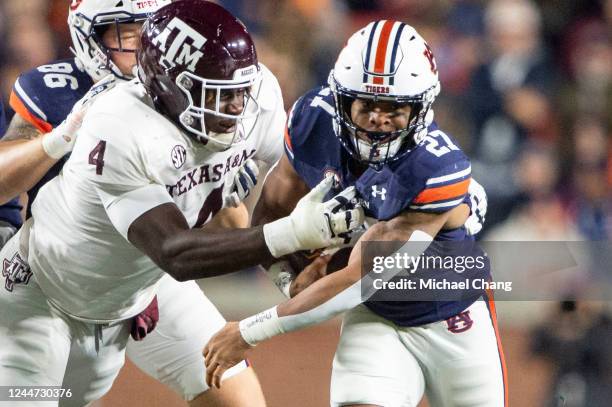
[446,310,473,333]
[371,185,386,200]
[153,17,207,72]
[3,253,32,292]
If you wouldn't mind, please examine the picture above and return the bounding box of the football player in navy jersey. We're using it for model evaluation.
[0,1,271,406]
[205,21,504,407]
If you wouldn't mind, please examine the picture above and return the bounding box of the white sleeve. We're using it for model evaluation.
[253,64,286,167]
[96,184,173,239]
[72,111,174,239]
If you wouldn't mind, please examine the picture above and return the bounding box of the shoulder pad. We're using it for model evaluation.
[404,128,472,212]
[9,59,94,131]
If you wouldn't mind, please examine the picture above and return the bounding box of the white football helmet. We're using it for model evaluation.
[68,0,171,82]
[329,21,441,168]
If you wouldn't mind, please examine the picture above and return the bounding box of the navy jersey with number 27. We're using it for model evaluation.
[285,86,490,326]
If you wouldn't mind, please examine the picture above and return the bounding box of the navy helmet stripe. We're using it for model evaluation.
[389,23,406,86]
[362,21,380,83]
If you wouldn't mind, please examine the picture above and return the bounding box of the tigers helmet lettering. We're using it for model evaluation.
[329,21,441,168]
[138,0,261,150]
[68,0,171,82]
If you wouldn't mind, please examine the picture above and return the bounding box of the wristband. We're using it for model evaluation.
[238,306,284,346]
[41,128,71,159]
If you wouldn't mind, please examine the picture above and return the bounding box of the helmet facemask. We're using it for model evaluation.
[70,12,147,81]
[175,69,262,151]
[330,73,436,169]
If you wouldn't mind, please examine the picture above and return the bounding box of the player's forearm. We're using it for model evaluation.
[238,220,437,345]
[0,139,57,204]
[159,225,275,281]
[201,204,249,230]
[278,262,362,319]
[238,262,362,346]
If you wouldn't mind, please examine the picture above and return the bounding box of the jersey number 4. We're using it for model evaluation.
[89,141,106,175]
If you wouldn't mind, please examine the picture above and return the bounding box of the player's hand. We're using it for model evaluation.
[203,322,251,389]
[323,222,367,255]
[41,105,87,159]
[263,176,365,258]
[289,254,331,297]
[223,159,259,208]
[465,178,487,235]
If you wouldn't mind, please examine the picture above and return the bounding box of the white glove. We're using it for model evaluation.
[464,178,487,236]
[41,107,86,159]
[322,223,367,256]
[263,176,365,258]
[224,159,259,208]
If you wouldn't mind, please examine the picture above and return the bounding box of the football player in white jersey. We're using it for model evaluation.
[0,1,269,405]
[0,1,361,406]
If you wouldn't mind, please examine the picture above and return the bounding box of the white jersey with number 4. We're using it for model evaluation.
[28,64,284,322]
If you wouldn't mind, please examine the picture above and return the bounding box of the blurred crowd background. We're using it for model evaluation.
[0,1,610,406]
[1,0,609,240]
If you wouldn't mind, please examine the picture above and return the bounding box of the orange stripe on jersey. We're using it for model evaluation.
[412,178,470,204]
[9,91,52,133]
[284,125,293,152]
[372,20,394,85]
[486,289,509,407]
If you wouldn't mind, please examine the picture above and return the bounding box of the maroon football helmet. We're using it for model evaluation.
[137,0,261,149]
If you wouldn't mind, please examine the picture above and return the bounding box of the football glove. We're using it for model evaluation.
[224,158,259,208]
[263,176,365,258]
[464,178,487,236]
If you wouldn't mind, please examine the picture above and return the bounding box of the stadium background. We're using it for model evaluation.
[0,0,610,405]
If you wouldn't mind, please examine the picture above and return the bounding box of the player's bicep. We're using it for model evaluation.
[96,183,175,240]
[1,114,43,141]
[127,201,190,267]
[252,152,309,225]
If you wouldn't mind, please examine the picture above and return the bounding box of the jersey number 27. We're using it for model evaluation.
[423,130,459,157]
